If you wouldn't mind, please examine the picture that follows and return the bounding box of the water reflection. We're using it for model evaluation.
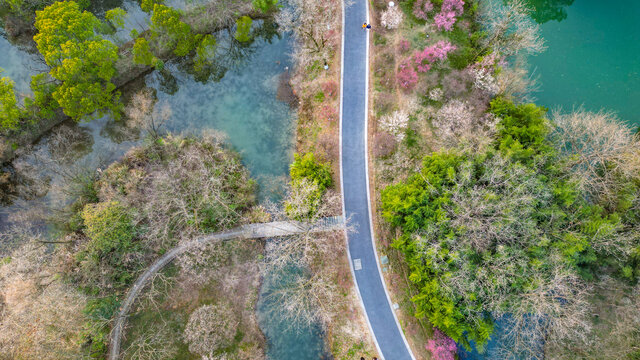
[508,0,575,23]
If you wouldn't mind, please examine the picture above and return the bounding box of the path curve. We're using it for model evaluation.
[108,217,344,360]
[339,1,416,359]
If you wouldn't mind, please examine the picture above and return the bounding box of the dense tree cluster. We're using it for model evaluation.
[34,0,120,120]
[381,97,640,356]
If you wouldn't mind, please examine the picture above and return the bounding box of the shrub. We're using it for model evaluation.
[319,105,338,123]
[252,0,278,13]
[290,152,333,191]
[426,328,457,360]
[81,201,135,259]
[397,60,418,89]
[234,16,253,42]
[184,303,238,357]
[321,81,338,98]
[413,0,434,20]
[374,132,397,158]
[397,39,411,53]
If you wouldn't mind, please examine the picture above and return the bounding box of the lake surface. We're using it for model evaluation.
[528,0,640,125]
[0,4,328,358]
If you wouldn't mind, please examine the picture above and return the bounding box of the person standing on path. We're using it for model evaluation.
[362,22,371,30]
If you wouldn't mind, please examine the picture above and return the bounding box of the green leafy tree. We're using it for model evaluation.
[252,0,278,13]
[132,37,163,69]
[234,16,253,42]
[33,1,120,120]
[105,7,126,29]
[0,71,22,132]
[150,3,201,56]
[290,152,333,191]
[81,201,135,259]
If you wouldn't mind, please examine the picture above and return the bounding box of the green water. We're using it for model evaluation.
[528,0,640,125]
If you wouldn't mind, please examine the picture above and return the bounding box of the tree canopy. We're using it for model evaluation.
[0,71,22,132]
[34,0,120,120]
[381,98,640,353]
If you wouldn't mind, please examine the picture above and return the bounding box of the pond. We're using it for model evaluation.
[0,4,327,358]
[459,1,639,358]
[528,0,640,125]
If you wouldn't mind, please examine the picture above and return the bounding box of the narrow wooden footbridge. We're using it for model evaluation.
[108,216,344,360]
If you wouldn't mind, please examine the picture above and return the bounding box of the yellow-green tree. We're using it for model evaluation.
[150,3,201,56]
[0,70,22,132]
[34,1,120,120]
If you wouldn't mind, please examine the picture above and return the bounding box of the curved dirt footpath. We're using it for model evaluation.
[108,217,344,360]
[339,0,416,359]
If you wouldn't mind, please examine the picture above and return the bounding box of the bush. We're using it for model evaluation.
[234,16,253,42]
[81,201,135,259]
[290,153,333,191]
[252,0,278,13]
[184,303,238,356]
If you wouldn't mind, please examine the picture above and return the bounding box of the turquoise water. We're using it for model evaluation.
[528,0,640,125]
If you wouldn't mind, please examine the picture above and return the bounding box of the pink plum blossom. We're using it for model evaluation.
[413,41,456,72]
[412,0,434,20]
[426,328,457,360]
[398,39,411,54]
[435,0,464,31]
[397,60,418,89]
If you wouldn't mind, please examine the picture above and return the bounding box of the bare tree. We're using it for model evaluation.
[260,186,347,330]
[276,0,341,69]
[551,108,640,206]
[125,88,172,140]
[478,0,546,58]
[0,238,88,359]
[183,303,238,357]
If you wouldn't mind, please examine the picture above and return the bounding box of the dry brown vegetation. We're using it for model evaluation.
[122,239,266,360]
[280,0,342,179]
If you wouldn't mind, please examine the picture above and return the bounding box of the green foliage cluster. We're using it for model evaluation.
[234,16,253,42]
[34,0,120,120]
[286,152,333,220]
[381,98,640,349]
[150,3,202,56]
[132,37,164,69]
[290,152,333,192]
[81,200,135,260]
[252,0,278,13]
[82,295,120,355]
[0,71,22,132]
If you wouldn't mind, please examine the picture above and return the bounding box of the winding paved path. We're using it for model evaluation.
[339,1,415,359]
[108,217,344,360]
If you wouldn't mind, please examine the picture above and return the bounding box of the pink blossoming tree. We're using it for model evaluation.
[426,328,457,360]
[397,60,418,89]
[414,41,456,72]
[435,0,464,31]
[413,0,434,20]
